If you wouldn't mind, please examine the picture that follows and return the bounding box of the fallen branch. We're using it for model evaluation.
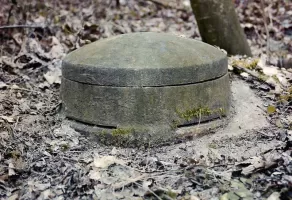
[0,24,45,29]
[233,65,276,88]
[141,0,186,11]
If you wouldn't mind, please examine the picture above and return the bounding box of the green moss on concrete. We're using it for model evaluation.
[175,106,227,125]
[258,73,269,81]
[112,128,134,136]
[176,106,212,121]
[215,107,226,117]
[170,120,179,130]
[62,74,230,129]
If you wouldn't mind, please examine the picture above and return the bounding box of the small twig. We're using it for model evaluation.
[0,24,45,30]
[111,174,146,189]
[233,65,275,88]
[260,0,270,60]
[9,86,42,94]
[134,182,163,200]
[257,130,273,138]
[7,4,14,25]
[139,0,185,11]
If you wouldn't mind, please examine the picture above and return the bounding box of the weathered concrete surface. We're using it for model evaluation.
[62,32,227,86]
[61,32,231,146]
[61,73,230,128]
[65,78,267,147]
[159,78,270,158]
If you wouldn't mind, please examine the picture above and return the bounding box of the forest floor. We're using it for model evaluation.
[0,0,291,199]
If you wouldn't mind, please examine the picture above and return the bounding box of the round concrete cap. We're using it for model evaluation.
[62,32,227,86]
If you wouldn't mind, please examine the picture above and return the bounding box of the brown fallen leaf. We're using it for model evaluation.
[92,155,125,168]
[237,151,281,175]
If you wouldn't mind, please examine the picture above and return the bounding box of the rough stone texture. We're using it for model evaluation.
[64,78,266,147]
[62,32,227,86]
[61,32,231,146]
[61,73,230,128]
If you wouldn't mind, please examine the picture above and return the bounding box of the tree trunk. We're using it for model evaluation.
[190,0,252,56]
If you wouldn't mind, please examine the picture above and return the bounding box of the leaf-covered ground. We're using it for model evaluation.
[0,0,291,199]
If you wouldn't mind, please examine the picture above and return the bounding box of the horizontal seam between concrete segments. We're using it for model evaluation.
[63,73,228,88]
[68,115,227,130]
[176,116,225,128]
[68,117,117,129]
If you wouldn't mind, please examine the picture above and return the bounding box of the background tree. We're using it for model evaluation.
[190,0,252,56]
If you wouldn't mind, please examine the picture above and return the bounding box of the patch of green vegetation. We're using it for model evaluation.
[288,87,292,94]
[208,143,217,149]
[8,150,21,159]
[99,130,108,135]
[166,190,177,199]
[232,58,259,70]
[177,106,212,121]
[47,147,53,154]
[272,74,280,84]
[279,94,292,101]
[112,128,134,136]
[216,107,226,117]
[176,106,227,122]
[61,143,69,152]
[170,120,179,130]
[247,59,259,69]
[267,105,276,115]
[258,73,268,81]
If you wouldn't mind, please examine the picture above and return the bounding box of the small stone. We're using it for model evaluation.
[240,72,249,78]
[11,84,19,89]
[0,81,7,89]
[259,84,270,92]
[287,131,292,142]
[16,92,22,99]
[228,65,234,71]
[140,157,158,166]
[180,162,188,167]
[277,129,287,141]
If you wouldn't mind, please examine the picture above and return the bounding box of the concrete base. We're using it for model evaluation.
[62,73,230,147]
[66,116,228,147]
[61,33,231,147]
[64,78,266,147]
[61,74,230,128]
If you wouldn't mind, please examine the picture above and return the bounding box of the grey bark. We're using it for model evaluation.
[190,0,252,56]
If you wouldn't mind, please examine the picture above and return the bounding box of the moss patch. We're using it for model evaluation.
[112,128,134,136]
[176,106,226,122]
[176,106,212,121]
[232,58,259,70]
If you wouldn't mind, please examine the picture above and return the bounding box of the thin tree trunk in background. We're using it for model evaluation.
[190,0,252,56]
